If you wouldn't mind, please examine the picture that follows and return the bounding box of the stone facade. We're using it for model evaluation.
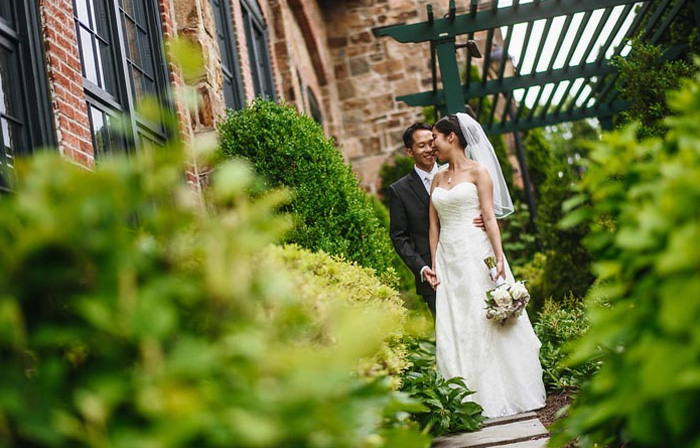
[28,0,512,195]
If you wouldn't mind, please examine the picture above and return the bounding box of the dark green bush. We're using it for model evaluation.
[513,126,594,305]
[217,99,394,274]
[550,67,700,448]
[0,146,430,448]
[378,154,414,209]
[612,39,697,138]
[533,295,599,392]
[367,192,425,312]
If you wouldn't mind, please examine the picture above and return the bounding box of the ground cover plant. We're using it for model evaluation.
[533,295,598,392]
[399,338,484,436]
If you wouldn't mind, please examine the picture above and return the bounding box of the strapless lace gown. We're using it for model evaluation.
[432,182,546,418]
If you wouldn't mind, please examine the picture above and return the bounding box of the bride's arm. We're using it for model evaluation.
[475,166,506,281]
[427,174,442,288]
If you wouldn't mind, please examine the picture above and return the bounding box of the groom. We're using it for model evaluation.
[389,123,439,317]
[389,123,485,318]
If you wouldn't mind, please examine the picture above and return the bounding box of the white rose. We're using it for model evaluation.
[492,288,512,307]
[510,282,529,301]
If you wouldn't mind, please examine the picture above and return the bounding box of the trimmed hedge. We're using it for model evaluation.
[264,244,411,384]
[217,99,394,274]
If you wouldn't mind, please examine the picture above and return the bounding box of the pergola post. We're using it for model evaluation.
[435,39,466,113]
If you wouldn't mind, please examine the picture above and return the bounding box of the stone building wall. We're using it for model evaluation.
[30,0,513,195]
[318,0,509,194]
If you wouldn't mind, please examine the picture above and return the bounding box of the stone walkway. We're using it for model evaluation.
[432,412,549,448]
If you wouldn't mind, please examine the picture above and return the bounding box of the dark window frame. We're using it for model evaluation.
[210,0,245,110]
[307,87,323,125]
[240,0,276,100]
[73,0,172,157]
[0,0,56,192]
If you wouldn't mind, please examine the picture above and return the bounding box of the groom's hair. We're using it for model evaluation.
[403,122,433,149]
[434,115,467,148]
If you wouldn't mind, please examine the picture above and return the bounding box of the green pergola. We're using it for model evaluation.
[373,0,698,135]
[373,0,698,225]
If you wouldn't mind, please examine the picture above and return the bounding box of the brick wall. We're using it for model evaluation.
[34,0,512,195]
[40,0,94,168]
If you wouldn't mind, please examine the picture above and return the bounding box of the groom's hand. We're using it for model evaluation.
[424,268,440,289]
[473,215,485,230]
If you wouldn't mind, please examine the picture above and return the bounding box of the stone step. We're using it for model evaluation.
[432,412,549,448]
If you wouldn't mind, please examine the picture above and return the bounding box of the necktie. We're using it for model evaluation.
[424,174,433,191]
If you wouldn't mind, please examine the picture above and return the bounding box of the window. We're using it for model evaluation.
[240,0,275,100]
[211,0,245,110]
[0,1,54,191]
[307,88,323,125]
[73,0,171,157]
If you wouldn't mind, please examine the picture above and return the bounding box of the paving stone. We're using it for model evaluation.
[432,415,549,448]
[483,411,539,427]
[498,438,549,448]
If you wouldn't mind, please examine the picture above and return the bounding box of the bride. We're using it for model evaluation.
[425,113,546,418]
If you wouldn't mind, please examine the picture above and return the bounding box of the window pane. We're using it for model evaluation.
[211,0,244,109]
[0,2,14,27]
[79,27,99,83]
[74,0,119,96]
[120,0,157,101]
[254,28,274,98]
[242,0,274,100]
[307,88,323,125]
[74,0,90,24]
[0,44,27,190]
[89,104,124,157]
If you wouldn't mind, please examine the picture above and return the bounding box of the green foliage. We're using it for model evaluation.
[368,193,425,312]
[512,126,595,305]
[533,296,599,392]
[264,244,411,384]
[612,39,697,138]
[550,67,700,447]
[639,0,700,54]
[501,201,537,270]
[0,146,430,448]
[378,154,415,208]
[537,158,594,300]
[217,98,395,274]
[399,338,484,436]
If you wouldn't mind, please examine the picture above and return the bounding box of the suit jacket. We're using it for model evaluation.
[389,169,434,296]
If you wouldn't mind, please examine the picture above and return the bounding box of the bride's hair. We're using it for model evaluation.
[433,115,467,148]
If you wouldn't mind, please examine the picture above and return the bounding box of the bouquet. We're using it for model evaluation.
[483,257,530,325]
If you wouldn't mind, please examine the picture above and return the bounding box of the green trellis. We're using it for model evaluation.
[373,0,698,223]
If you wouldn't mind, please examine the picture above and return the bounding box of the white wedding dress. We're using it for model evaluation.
[432,182,546,418]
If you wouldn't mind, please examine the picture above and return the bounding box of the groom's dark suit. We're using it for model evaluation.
[389,169,436,316]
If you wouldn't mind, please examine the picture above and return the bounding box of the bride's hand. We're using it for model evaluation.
[495,258,506,283]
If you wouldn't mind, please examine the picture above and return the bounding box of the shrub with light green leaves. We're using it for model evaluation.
[0,145,429,448]
[550,66,700,448]
[264,244,412,385]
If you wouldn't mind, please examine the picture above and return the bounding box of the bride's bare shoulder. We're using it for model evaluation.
[473,163,491,179]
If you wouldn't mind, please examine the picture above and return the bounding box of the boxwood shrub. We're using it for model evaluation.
[217,99,394,274]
